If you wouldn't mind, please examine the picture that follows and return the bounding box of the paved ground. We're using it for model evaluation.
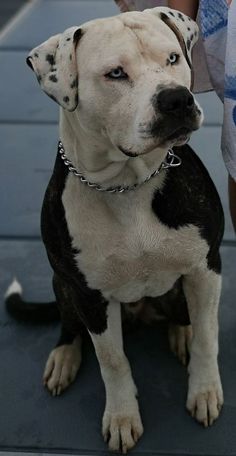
[0,1,235,455]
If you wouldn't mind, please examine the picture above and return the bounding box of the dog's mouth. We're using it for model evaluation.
[165,126,193,145]
[118,146,139,158]
[148,104,202,146]
[153,118,200,147]
[118,126,193,158]
[118,118,200,159]
[166,126,192,140]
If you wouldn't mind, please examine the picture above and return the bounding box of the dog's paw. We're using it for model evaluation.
[187,376,223,426]
[102,407,143,453]
[43,335,82,396]
[168,324,192,365]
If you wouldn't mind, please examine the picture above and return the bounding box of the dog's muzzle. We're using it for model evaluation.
[150,86,201,143]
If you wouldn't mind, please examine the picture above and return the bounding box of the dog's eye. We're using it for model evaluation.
[106,67,128,79]
[168,53,180,65]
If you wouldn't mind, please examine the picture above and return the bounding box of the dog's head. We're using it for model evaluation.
[27,7,203,156]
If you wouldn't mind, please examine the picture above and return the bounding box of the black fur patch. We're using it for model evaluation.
[178,12,185,21]
[73,28,83,44]
[49,74,58,83]
[34,52,39,58]
[63,96,69,103]
[74,93,79,105]
[187,39,191,50]
[6,293,59,324]
[26,56,33,70]
[56,326,76,346]
[41,145,108,335]
[53,274,86,339]
[160,12,168,22]
[152,145,224,273]
[46,54,55,66]
[70,77,78,89]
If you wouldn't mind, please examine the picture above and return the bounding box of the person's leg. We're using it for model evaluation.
[168,0,199,20]
[228,174,236,232]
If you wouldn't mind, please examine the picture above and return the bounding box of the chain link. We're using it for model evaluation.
[58,141,181,193]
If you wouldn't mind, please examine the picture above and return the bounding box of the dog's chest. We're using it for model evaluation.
[62,176,208,302]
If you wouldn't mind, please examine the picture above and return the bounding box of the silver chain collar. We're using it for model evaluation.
[58,140,182,193]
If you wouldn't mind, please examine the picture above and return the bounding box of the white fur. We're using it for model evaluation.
[62,172,209,304]
[183,269,223,425]
[43,336,82,396]
[5,278,22,298]
[89,301,143,452]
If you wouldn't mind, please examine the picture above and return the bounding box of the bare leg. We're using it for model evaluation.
[89,300,143,454]
[183,267,223,426]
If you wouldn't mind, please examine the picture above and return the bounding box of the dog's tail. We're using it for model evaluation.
[5,279,60,324]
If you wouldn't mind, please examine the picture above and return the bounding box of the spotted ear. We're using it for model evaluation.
[144,7,199,69]
[26,27,83,111]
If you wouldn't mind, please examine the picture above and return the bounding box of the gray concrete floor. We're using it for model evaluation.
[0,453,79,456]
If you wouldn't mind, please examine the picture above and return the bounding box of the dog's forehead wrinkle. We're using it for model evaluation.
[77,18,184,78]
[77,28,142,72]
[81,13,180,56]
[77,19,132,58]
[124,24,182,60]
[83,16,125,37]
[121,16,146,31]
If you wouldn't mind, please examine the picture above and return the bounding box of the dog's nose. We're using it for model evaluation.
[157,87,194,115]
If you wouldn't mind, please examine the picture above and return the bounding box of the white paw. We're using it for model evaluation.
[187,373,223,426]
[169,324,193,366]
[102,404,143,454]
[43,336,82,396]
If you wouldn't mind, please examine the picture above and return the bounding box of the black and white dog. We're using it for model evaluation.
[6,7,224,453]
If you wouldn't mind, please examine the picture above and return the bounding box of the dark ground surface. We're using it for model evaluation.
[0,1,235,455]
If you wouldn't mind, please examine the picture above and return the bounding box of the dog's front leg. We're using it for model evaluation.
[183,267,223,426]
[89,300,143,453]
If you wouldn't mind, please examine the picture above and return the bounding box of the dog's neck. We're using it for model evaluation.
[60,111,168,191]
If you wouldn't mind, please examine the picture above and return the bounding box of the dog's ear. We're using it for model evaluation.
[26,27,83,111]
[144,7,198,76]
